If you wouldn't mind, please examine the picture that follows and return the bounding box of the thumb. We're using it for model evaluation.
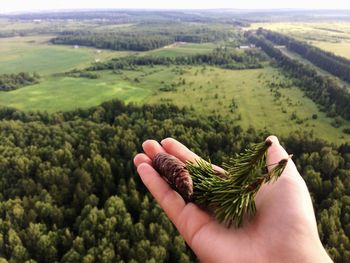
[264,137,319,232]
[266,135,299,179]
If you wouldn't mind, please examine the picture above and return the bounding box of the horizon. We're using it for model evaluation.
[2,0,350,14]
[2,7,350,16]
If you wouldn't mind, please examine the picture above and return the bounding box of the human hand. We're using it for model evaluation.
[134,136,333,263]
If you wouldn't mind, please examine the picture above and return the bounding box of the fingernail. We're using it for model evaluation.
[266,135,280,146]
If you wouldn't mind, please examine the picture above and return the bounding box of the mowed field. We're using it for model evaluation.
[0,72,151,112]
[0,35,131,74]
[249,22,350,59]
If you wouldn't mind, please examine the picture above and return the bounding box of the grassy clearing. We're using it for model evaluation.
[145,66,350,143]
[0,35,132,75]
[0,71,150,112]
[0,64,348,142]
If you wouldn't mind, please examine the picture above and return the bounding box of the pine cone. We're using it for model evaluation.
[153,152,193,202]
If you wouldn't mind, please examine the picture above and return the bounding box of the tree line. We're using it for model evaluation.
[87,48,266,71]
[0,72,40,91]
[51,34,173,52]
[0,99,348,262]
[246,31,350,121]
[50,22,237,52]
[258,28,350,83]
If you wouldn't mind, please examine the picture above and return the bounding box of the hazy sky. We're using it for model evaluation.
[1,0,350,13]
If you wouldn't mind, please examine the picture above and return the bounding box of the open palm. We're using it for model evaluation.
[134,136,332,263]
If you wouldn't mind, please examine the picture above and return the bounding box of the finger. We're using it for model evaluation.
[258,136,316,229]
[137,162,213,246]
[134,153,152,167]
[142,140,166,159]
[266,135,298,177]
[161,138,225,174]
[161,137,200,163]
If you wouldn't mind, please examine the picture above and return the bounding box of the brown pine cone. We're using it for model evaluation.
[153,152,193,202]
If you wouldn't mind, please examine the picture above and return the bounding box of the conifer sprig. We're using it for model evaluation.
[186,140,290,227]
[223,140,272,185]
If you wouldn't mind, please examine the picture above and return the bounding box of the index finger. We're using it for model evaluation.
[161,137,225,174]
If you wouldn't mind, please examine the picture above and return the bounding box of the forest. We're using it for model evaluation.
[51,23,237,51]
[0,73,40,91]
[0,100,349,262]
[51,34,173,52]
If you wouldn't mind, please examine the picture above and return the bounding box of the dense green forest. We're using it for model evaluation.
[51,23,238,51]
[0,73,40,91]
[51,33,173,52]
[0,100,348,262]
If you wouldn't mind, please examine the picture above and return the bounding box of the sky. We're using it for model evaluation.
[1,0,350,13]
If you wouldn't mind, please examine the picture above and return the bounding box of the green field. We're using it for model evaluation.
[0,71,150,112]
[0,36,131,75]
[1,65,348,143]
[146,66,350,143]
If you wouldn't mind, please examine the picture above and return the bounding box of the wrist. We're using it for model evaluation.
[270,237,333,263]
[296,239,333,263]
[312,241,333,263]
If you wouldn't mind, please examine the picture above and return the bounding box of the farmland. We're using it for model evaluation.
[250,22,350,58]
[0,35,131,74]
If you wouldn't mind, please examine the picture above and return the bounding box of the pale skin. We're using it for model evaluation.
[134,136,333,263]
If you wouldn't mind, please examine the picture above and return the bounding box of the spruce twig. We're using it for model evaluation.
[188,155,289,227]
[223,140,272,185]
